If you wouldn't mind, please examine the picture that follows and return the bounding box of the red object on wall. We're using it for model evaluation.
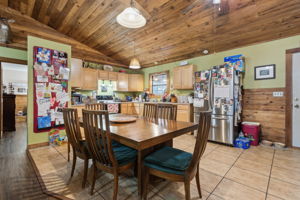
[242,122,261,146]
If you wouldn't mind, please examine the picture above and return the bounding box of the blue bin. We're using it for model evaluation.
[234,137,251,149]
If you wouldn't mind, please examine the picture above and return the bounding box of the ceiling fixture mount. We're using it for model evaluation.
[116,0,146,29]
[129,41,141,69]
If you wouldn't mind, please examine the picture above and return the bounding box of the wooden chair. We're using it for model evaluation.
[142,111,212,200]
[62,108,91,188]
[85,103,107,111]
[156,104,177,120]
[143,103,158,119]
[82,110,137,199]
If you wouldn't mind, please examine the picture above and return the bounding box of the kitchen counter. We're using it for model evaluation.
[121,101,193,105]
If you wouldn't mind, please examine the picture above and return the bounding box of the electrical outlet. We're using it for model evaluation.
[273,91,284,97]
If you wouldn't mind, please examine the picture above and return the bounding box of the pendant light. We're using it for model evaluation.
[0,18,14,44]
[129,41,141,69]
[116,0,146,29]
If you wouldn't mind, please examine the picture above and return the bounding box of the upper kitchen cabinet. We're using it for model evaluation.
[129,74,144,92]
[173,65,195,89]
[108,72,118,81]
[98,70,109,80]
[117,73,129,91]
[82,68,98,90]
[70,58,83,88]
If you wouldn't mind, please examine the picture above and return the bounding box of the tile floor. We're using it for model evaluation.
[29,134,300,200]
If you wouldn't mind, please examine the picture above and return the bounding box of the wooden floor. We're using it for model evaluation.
[0,122,55,200]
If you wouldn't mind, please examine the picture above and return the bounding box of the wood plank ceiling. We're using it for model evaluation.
[2,0,300,68]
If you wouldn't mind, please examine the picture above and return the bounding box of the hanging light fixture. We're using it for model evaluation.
[116,0,146,29]
[213,0,221,4]
[129,41,141,69]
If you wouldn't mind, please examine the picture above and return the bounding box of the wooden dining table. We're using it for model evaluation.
[79,114,198,200]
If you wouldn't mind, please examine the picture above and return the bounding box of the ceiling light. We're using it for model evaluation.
[213,0,221,4]
[129,41,141,69]
[129,58,141,69]
[116,0,146,29]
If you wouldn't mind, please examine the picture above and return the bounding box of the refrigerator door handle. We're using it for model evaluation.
[209,73,214,110]
[212,117,229,120]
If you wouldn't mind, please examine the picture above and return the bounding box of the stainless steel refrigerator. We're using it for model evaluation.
[194,64,242,145]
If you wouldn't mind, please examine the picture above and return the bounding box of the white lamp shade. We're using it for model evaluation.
[116,7,146,29]
[129,58,141,69]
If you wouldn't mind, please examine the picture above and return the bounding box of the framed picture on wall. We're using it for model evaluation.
[254,64,276,80]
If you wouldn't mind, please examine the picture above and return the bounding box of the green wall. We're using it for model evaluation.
[0,46,27,60]
[142,34,300,92]
[27,36,71,145]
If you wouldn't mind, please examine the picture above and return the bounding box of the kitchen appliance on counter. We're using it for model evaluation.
[71,92,85,105]
[96,95,113,101]
[194,56,244,145]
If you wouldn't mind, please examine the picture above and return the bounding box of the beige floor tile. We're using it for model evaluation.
[215,145,243,157]
[225,166,269,192]
[207,194,224,200]
[271,166,300,186]
[274,150,300,163]
[199,158,231,177]
[242,148,274,160]
[173,141,190,150]
[206,150,238,166]
[213,178,266,200]
[191,169,223,193]
[234,157,271,176]
[266,194,284,200]
[273,157,300,172]
[239,151,273,166]
[268,178,300,200]
[153,181,210,200]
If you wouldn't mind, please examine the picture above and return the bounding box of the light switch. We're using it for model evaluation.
[273,91,284,97]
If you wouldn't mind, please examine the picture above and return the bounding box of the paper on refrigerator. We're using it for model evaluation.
[214,85,231,98]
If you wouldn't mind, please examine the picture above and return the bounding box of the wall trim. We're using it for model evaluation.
[27,142,49,149]
[0,57,27,65]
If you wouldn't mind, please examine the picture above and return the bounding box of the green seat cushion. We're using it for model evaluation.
[144,146,192,172]
[144,162,185,175]
[113,144,137,166]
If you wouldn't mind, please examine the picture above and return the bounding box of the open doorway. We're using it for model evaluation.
[0,60,28,146]
[286,48,300,148]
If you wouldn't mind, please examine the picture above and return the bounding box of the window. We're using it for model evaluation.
[150,72,169,95]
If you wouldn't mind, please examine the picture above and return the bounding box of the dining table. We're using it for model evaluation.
[79,114,198,200]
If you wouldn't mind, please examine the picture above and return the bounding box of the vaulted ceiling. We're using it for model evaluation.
[1,0,300,68]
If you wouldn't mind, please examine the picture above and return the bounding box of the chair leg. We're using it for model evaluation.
[143,168,149,200]
[184,180,191,200]
[113,174,119,200]
[90,164,97,195]
[196,165,202,198]
[82,158,89,188]
[70,150,77,177]
[67,142,70,162]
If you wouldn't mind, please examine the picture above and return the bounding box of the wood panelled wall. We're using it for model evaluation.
[242,88,286,143]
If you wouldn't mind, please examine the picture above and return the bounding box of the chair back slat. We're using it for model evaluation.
[62,108,84,153]
[187,112,211,173]
[85,103,107,111]
[157,104,177,120]
[82,109,117,167]
[143,103,157,119]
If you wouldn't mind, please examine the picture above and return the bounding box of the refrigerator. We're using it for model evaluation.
[194,63,243,145]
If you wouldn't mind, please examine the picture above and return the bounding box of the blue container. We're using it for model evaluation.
[234,137,251,149]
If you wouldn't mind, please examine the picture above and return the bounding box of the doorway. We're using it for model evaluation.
[286,48,300,147]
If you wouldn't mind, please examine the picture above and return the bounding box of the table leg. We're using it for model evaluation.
[137,150,143,200]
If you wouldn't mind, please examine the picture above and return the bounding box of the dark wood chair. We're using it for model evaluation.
[143,103,157,119]
[156,104,177,120]
[142,111,212,200]
[62,108,91,188]
[82,109,137,199]
[85,103,107,110]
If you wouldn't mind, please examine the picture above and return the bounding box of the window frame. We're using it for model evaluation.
[149,71,170,96]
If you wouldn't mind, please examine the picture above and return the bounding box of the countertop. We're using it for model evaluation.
[71,102,193,106]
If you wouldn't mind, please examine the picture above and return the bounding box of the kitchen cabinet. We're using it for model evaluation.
[108,72,118,81]
[82,68,98,90]
[129,74,144,92]
[70,58,83,88]
[117,73,129,91]
[98,70,109,80]
[176,104,193,122]
[173,65,195,89]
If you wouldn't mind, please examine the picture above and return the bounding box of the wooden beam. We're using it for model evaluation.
[0,0,8,7]
[0,5,127,68]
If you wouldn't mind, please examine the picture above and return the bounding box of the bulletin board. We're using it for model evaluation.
[33,46,70,133]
